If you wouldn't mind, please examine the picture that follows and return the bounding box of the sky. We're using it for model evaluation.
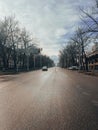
[0,0,96,58]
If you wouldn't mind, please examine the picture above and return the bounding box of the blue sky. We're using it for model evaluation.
[0,0,96,56]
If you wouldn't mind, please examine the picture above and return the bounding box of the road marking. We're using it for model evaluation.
[92,100,98,107]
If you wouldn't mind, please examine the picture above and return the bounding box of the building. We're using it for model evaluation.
[87,44,98,72]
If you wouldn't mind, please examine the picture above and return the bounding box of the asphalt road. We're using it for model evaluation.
[0,68,98,130]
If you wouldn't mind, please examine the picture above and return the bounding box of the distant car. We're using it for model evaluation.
[68,66,79,70]
[42,66,48,71]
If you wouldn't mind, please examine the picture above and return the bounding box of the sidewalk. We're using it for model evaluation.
[78,70,98,77]
[0,71,18,75]
[85,72,98,76]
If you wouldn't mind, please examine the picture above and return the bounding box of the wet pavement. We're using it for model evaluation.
[0,68,98,130]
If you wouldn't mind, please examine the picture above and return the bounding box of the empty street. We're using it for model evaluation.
[0,68,98,130]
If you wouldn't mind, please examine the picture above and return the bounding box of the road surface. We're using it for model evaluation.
[0,68,98,130]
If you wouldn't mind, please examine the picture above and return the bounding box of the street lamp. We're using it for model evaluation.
[39,48,43,68]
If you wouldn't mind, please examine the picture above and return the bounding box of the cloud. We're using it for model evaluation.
[0,0,95,56]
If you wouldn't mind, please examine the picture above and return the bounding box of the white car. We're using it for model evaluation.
[42,66,48,71]
[68,66,79,70]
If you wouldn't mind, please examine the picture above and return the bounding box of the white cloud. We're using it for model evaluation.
[0,0,95,56]
[55,28,68,38]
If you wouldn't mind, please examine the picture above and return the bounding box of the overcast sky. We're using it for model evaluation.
[0,0,96,56]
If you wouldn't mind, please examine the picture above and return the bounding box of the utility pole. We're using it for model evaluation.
[27,55,29,71]
[16,43,19,72]
[34,54,36,70]
[40,48,43,68]
[40,54,42,68]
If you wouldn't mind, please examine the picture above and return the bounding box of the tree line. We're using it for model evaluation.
[0,16,54,72]
[59,1,98,71]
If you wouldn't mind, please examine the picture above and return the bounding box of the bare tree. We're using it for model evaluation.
[0,15,53,72]
[20,28,35,70]
[0,16,20,70]
[59,41,78,68]
[71,27,90,70]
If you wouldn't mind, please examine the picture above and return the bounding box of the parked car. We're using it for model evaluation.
[42,66,48,71]
[68,66,79,70]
